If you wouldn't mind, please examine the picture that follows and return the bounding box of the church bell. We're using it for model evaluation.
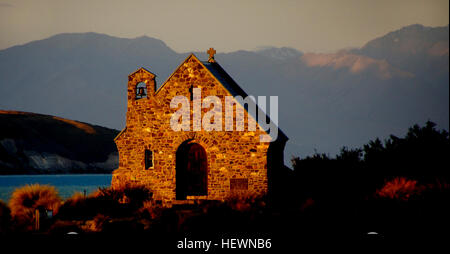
[137,87,146,97]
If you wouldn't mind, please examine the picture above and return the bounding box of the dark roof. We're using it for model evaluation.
[202,61,288,142]
[202,61,249,99]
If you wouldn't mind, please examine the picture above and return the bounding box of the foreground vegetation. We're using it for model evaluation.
[0,121,448,242]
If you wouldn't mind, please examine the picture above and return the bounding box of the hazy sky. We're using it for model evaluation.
[0,0,448,53]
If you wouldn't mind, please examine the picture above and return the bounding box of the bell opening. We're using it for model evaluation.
[136,82,147,99]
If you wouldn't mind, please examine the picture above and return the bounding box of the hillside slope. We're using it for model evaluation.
[0,110,119,174]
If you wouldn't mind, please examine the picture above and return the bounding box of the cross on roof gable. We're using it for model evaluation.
[156,53,287,142]
[154,53,247,97]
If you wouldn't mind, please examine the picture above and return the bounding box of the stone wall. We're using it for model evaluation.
[112,55,272,207]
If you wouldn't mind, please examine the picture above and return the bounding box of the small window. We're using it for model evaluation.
[136,82,147,99]
[189,85,194,101]
[145,149,153,169]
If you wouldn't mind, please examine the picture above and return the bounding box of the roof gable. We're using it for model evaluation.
[155,53,200,95]
[201,59,288,142]
[117,53,288,142]
[129,67,156,79]
[156,53,287,142]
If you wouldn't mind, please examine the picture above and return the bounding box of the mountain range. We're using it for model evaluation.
[0,24,448,165]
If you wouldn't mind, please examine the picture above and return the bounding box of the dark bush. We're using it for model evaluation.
[0,200,11,234]
[57,185,152,221]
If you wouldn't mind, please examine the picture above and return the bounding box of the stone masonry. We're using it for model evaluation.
[111,52,287,207]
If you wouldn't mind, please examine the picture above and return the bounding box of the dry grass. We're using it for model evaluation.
[52,116,96,134]
[225,192,266,212]
[0,110,30,115]
[138,200,163,220]
[95,184,153,208]
[9,184,61,230]
[57,184,152,223]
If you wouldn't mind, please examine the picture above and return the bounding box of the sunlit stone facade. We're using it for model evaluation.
[112,53,287,206]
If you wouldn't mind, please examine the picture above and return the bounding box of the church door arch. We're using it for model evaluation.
[176,141,207,199]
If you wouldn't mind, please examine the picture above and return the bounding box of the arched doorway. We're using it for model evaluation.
[176,141,207,200]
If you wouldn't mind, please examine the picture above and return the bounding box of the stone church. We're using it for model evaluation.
[111,49,287,206]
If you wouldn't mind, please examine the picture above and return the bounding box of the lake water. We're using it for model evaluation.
[0,174,112,202]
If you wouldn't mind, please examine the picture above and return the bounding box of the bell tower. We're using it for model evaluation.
[125,67,157,124]
[127,67,156,104]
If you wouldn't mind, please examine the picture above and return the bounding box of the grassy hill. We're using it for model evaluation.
[0,110,119,174]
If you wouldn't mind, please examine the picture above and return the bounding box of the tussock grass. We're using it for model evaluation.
[8,184,61,230]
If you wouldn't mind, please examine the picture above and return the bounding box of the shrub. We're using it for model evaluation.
[225,193,266,212]
[97,184,153,210]
[57,185,152,221]
[139,200,163,220]
[0,200,11,233]
[376,177,424,200]
[9,184,61,230]
[48,220,82,235]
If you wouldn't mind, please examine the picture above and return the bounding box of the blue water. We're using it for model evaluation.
[0,174,112,202]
